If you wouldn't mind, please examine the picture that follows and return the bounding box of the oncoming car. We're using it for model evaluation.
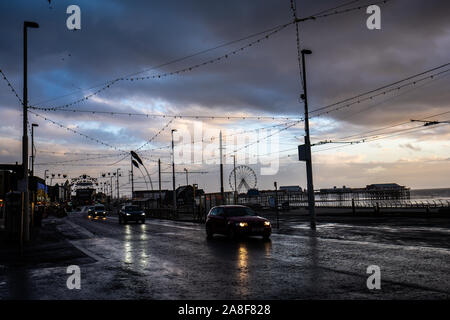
[205,205,271,240]
[119,205,146,224]
[87,204,107,221]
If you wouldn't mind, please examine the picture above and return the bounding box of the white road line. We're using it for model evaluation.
[65,219,96,238]
[67,216,450,255]
[143,219,450,254]
[108,216,202,231]
[68,240,104,263]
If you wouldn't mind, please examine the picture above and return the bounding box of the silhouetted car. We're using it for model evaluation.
[87,204,107,221]
[119,205,145,224]
[205,205,271,240]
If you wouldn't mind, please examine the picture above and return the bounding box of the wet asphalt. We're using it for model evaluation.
[1,210,449,299]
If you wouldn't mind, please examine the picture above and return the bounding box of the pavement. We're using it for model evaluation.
[0,209,449,300]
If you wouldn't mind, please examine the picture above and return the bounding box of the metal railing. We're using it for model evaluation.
[236,195,450,209]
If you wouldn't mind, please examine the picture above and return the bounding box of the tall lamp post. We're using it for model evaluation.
[171,129,177,210]
[184,168,188,186]
[300,49,316,230]
[22,21,39,242]
[31,123,38,177]
[230,155,237,204]
[116,168,121,202]
[219,131,224,202]
[44,169,48,185]
[44,169,48,202]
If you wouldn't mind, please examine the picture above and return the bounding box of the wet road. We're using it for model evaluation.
[1,211,450,299]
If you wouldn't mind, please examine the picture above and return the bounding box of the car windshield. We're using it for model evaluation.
[95,206,105,210]
[224,207,256,217]
[125,206,140,212]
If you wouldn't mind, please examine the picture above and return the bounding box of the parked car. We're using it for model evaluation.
[119,205,146,224]
[205,205,271,240]
[87,204,106,221]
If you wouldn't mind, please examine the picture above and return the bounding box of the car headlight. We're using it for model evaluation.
[141,213,145,216]
[126,213,130,216]
[238,222,248,227]
[264,221,271,227]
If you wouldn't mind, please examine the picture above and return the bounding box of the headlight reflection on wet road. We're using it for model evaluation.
[123,225,133,265]
[123,224,150,268]
[237,243,249,296]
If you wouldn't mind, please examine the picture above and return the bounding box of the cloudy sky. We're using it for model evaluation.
[1,0,449,194]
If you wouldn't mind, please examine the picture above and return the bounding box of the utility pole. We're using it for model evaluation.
[171,129,177,210]
[158,158,162,208]
[22,21,39,243]
[110,175,113,202]
[116,168,120,202]
[301,49,316,230]
[219,130,224,203]
[274,181,279,229]
[131,154,134,200]
[193,183,197,220]
[31,123,38,177]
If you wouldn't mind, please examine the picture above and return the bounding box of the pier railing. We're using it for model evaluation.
[235,195,450,209]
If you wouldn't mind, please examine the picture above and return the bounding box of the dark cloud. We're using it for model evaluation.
[1,0,449,190]
[1,0,449,118]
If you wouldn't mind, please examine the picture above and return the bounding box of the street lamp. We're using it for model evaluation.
[31,123,38,177]
[230,155,237,204]
[22,21,39,243]
[300,49,316,230]
[116,168,121,201]
[171,129,177,210]
[184,168,188,186]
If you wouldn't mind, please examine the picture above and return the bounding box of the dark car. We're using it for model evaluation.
[205,205,271,240]
[119,205,146,224]
[87,204,107,221]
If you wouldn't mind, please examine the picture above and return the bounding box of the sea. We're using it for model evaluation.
[410,188,450,202]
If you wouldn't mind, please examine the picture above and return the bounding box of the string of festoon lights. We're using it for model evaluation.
[28,0,391,113]
[35,119,302,167]
[28,109,125,152]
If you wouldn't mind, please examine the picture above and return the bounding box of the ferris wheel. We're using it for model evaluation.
[229,165,257,194]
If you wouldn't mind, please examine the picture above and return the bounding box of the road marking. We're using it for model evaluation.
[108,216,202,231]
[62,216,450,296]
[65,219,96,238]
[143,219,450,254]
[68,240,104,263]
[67,216,450,255]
